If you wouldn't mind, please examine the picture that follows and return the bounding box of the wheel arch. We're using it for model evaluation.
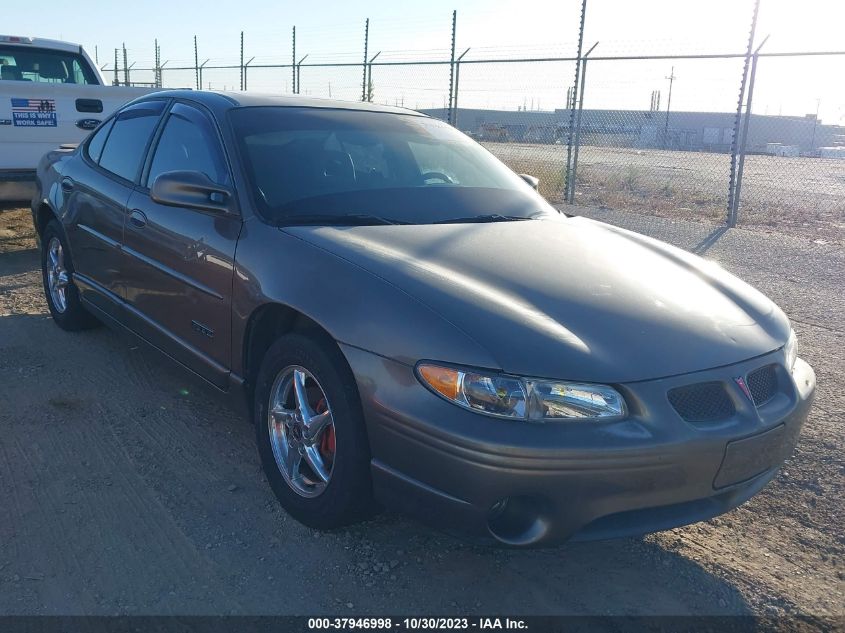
[35,199,58,237]
[242,302,343,394]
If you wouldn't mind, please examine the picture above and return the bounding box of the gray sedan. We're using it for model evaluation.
[32,91,815,546]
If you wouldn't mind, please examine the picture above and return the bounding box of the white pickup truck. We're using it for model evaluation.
[1,35,156,200]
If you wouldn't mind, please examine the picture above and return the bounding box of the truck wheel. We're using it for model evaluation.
[254,332,375,529]
[41,220,99,331]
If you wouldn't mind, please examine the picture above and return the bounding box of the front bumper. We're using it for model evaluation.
[341,344,815,546]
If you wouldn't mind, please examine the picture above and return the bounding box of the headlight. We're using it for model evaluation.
[785,329,798,371]
[417,363,626,421]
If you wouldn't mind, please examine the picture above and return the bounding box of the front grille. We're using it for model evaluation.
[668,381,735,423]
[747,364,778,407]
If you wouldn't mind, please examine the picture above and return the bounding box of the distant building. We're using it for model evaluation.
[422,107,845,154]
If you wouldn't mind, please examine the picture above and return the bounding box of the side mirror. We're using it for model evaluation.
[519,173,540,191]
[150,170,235,214]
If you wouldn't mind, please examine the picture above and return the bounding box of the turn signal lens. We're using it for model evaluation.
[418,364,460,400]
[417,363,624,422]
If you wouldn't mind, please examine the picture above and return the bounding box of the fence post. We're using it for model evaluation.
[243,57,254,91]
[453,48,470,128]
[447,10,457,125]
[122,44,129,86]
[568,41,598,204]
[727,0,760,227]
[361,19,369,101]
[367,52,381,103]
[291,27,296,93]
[297,55,308,96]
[240,31,244,91]
[732,35,768,226]
[564,0,587,203]
[194,36,200,91]
[199,59,209,90]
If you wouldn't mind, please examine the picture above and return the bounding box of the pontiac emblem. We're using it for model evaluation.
[734,376,753,401]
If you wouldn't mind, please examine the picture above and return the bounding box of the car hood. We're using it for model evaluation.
[284,216,790,383]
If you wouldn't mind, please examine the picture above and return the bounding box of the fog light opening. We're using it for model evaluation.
[486,495,551,546]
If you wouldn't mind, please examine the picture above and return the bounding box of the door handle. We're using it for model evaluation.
[60,177,74,194]
[128,209,147,228]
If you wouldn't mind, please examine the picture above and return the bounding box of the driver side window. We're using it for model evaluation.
[147,103,230,189]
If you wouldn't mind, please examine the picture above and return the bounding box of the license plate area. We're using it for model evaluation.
[713,424,786,489]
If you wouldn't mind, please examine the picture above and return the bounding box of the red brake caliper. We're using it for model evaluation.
[316,398,335,463]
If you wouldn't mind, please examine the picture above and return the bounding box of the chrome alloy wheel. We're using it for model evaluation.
[268,366,336,498]
[46,237,69,313]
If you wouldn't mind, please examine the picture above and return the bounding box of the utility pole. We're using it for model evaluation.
[94,45,98,64]
[291,27,296,94]
[663,66,676,148]
[113,48,119,86]
[240,31,244,91]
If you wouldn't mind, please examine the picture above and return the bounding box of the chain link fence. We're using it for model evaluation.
[104,4,845,244]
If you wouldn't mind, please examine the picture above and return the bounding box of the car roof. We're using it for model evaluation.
[137,89,428,118]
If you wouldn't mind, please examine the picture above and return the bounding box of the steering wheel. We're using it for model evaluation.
[421,171,454,184]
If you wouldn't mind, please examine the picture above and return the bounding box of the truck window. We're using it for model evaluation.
[98,101,166,182]
[0,45,98,84]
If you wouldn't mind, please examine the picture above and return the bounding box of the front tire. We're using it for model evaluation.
[40,220,99,331]
[254,332,374,529]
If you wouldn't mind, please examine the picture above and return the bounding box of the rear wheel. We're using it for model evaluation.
[254,332,374,529]
[40,220,99,331]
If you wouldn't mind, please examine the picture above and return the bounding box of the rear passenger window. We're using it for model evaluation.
[85,118,114,163]
[98,100,166,182]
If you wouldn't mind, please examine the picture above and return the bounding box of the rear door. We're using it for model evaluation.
[121,101,241,387]
[64,100,166,318]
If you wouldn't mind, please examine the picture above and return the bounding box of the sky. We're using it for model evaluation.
[9,0,845,123]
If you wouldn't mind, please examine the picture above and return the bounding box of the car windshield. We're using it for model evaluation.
[229,106,558,225]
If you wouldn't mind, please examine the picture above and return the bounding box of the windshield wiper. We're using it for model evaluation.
[431,214,538,224]
[277,213,409,227]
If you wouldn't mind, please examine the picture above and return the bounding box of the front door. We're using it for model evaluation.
[120,102,241,388]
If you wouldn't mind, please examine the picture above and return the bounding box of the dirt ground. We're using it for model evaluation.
[0,205,842,624]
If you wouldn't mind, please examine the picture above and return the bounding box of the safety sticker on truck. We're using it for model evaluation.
[11,98,57,127]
